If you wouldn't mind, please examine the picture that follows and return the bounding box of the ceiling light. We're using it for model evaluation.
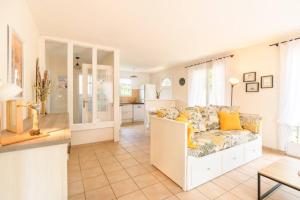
[74,56,81,71]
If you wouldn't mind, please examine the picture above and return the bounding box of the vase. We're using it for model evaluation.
[41,101,46,116]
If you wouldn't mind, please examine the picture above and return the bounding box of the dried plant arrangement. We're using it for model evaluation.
[34,59,51,115]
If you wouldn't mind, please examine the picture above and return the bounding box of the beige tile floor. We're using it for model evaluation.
[68,124,300,200]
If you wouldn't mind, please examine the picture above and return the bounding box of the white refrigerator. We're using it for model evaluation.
[139,84,156,103]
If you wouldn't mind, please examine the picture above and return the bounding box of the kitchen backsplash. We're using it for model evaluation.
[120,89,140,103]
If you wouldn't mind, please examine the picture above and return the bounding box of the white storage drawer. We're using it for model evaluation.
[222,145,244,173]
[188,153,222,187]
[244,138,262,162]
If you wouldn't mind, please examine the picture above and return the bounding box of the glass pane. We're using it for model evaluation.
[45,40,68,114]
[96,50,114,121]
[73,45,93,124]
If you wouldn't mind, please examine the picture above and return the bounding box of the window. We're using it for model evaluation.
[278,40,300,156]
[188,59,228,106]
[161,78,172,87]
[120,78,132,96]
[160,78,172,99]
[290,127,300,144]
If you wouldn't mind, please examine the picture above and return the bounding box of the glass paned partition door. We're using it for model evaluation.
[73,46,114,125]
[73,45,93,124]
[96,50,114,122]
[96,65,113,121]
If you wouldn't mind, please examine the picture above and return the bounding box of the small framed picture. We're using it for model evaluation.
[243,72,256,82]
[261,75,273,88]
[246,82,259,92]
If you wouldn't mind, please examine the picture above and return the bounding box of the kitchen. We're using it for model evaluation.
[119,70,156,125]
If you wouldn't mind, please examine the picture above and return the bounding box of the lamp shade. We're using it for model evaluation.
[229,78,240,86]
[0,83,22,101]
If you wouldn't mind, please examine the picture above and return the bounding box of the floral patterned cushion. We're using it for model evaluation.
[164,107,180,120]
[188,129,258,157]
[211,105,240,113]
[183,107,206,132]
[200,106,220,130]
[240,113,262,133]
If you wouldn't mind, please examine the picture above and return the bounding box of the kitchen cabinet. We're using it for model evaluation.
[121,105,133,123]
[121,103,145,124]
[134,104,144,121]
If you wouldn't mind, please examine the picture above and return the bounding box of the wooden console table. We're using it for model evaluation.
[0,113,71,200]
[258,156,300,200]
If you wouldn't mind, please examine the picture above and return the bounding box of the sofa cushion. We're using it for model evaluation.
[240,113,262,133]
[200,106,220,130]
[211,105,240,113]
[164,107,180,120]
[188,129,258,157]
[183,107,206,132]
[218,111,243,131]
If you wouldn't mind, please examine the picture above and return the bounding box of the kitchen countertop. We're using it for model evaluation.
[0,113,71,153]
[120,102,144,106]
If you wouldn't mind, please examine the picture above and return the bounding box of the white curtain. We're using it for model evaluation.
[278,40,300,151]
[210,59,229,105]
[188,63,208,106]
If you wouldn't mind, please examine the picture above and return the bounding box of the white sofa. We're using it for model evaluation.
[150,115,262,191]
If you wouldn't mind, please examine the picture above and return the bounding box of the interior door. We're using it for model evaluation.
[82,65,93,123]
[95,65,113,122]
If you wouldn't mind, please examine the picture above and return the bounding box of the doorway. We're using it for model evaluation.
[41,37,120,144]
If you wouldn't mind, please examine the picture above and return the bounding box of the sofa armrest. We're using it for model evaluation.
[239,113,262,134]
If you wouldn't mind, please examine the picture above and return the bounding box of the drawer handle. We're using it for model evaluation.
[232,156,237,160]
[207,167,210,171]
[252,149,256,152]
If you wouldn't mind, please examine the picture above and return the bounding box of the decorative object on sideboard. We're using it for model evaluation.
[261,75,273,88]
[6,99,23,134]
[0,82,23,132]
[246,82,259,92]
[7,25,23,96]
[243,72,256,82]
[18,103,41,136]
[34,65,51,116]
[229,78,240,106]
[179,78,185,86]
[155,89,161,99]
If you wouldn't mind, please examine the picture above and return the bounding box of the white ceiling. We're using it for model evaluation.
[27,0,300,71]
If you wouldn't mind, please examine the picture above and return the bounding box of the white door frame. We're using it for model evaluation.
[39,36,120,141]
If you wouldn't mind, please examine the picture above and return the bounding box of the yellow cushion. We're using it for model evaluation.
[176,114,198,149]
[218,111,242,131]
[175,113,188,122]
[156,109,167,118]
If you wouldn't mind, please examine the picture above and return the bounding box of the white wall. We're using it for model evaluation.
[231,43,279,149]
[0,0,39,126]
[150,66,188,102]
[120,70,151,89]
[150,42,280,149]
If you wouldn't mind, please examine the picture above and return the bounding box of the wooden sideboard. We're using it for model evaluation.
[0,113,71,200]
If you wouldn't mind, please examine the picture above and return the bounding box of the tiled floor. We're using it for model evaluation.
[68,124,300,200]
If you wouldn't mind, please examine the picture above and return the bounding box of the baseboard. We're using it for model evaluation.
[71,127,113,145]
[262,146,285,155]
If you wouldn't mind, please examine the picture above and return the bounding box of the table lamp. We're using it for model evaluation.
[0,83,23,131]
[229,78,240,106]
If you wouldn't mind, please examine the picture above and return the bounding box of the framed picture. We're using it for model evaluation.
[261,75,273,88]
[243,72,256,82]
[246,82,259,92]
[7,25,23,95]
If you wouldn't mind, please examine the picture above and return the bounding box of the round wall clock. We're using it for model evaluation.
[179,78,185,86]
